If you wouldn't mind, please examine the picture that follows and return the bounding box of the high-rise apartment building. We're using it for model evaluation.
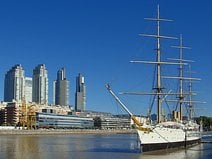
[53,68,69,106]
[32,64,48,105]
[4,64,25,102]
[75,73,86,111]
[24,77,32,103]
[53,80,56,105]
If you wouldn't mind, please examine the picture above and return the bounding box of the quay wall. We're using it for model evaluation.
[0,129,136,135]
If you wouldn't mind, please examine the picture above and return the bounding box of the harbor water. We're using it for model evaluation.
[0,133,211,159]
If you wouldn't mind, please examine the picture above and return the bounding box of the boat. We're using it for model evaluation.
[106,5,203,152]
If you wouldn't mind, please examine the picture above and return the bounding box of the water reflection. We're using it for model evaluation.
[140,144,203,159]
[0,134,211,159]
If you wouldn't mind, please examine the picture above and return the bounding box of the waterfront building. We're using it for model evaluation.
[74,110,113,118]
[53,68,69,106]
[0,102,19,126]
[75,73,86,111]
[4,64,25,102]
[25,77,32,103]
[0,109,6,125]
[36,112,94,128]
[32,64,48,105]
[95,116,131,130]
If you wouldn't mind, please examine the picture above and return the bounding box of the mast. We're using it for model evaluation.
[156,5,162,123]
[171,34,191,120]
[166,36,205,121]
[188,65,193,120]
[141,5,176,123]
[179,35,183,121]
[186,65,205,120]
[128,5,177,123]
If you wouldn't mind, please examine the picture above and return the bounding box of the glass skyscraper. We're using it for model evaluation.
[4,64,25,102]
[24,77,32,103]
[53,68,69,106]
[32,64,48,105]
[75,73,86,111]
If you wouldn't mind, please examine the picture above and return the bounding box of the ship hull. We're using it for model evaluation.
[137,121,201,152]
[141,138,201,152]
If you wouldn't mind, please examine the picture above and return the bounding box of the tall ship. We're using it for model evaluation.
[106,5,203,152]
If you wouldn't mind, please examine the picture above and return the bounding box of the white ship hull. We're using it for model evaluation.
[137,121,201,152]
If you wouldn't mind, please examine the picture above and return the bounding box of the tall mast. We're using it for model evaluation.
[186,65,205,120]
[171,34,191,120]
[142,5,177,123]
[172,35,191,120]
[156,5,162,123]
[166,35,206,121]
[188,65,193,120]
[178,35,183,120]
[179,35,183,121]
[130,5,177,123]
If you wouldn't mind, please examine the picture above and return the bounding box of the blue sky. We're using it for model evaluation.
[0,0,211,116]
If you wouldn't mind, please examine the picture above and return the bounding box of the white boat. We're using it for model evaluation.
[106,5,203,152]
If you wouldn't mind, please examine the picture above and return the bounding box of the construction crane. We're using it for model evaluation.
[19,97,36,129]
[27,105,36,129]
[19,97,27,128]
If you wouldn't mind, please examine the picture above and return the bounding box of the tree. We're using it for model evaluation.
[196,116,212,131]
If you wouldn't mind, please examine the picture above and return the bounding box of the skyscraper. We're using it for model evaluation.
[4,64,25,102]
[24,77,32,103]
[75,73,86,111]
[53,68,69,106]
[32,64,48,105]
[53,80,56,105]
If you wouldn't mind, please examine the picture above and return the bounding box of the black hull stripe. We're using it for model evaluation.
[141,139,201,152]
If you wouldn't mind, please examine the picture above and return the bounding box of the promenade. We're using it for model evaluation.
[0,128,136,135]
